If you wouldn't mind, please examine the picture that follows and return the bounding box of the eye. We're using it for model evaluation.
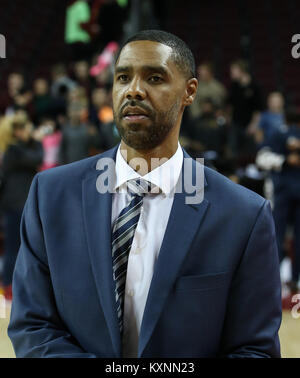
[149,75,163,83]
[117,74,129,83]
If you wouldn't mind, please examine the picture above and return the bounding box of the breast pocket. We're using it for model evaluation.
[174,271,231,292]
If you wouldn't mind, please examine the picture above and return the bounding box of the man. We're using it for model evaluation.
[8,30,281,358]
[59,89,101,165]
[188,61,226,120]
[227,59,264,164]
[255,92,285,146]
[256,109,300,294]
[0,111,43,301]
[5,72,33,116]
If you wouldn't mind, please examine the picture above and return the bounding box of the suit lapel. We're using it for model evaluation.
[138,155,210,357]
[81,146,121,357]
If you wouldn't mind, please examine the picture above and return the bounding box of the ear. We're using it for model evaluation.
[183,78,198,106]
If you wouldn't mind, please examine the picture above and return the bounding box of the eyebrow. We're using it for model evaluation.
[114,66,131,74]
[114,65,169,76]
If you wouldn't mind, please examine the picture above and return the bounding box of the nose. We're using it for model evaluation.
[125,76,146,101]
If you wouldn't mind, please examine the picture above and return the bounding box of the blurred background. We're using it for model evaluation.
[0,0,300,358]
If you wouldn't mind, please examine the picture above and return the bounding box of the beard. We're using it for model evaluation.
[114,99,181,150]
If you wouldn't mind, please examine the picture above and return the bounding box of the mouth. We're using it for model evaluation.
[122,106,150,122]
[124,114,149,122]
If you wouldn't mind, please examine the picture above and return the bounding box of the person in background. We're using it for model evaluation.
[33,117,62,171]
[0,111,43,300]
[93,64,114,89]
[181,98,227,160]
[89,87,119,150]
[256,109,300,294]
[60,89,101,164]
[89,87,113,128]
[188,61,226,121]
[32,78,53,125]
[65,0,92,61]
[227,59,264,165]
[255,91,285,146]
[94,0,129,51]
[49,64,77,119]
[5,72,33,116]
[50,64,77,100]
[67,85,89,106]
[72,60,93,97]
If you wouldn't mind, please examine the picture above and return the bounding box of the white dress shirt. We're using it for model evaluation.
[111,143,183,358]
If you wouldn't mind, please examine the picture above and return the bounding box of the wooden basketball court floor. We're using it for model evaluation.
[0,304,299,358]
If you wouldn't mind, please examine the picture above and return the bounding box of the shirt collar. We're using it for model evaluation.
[114,142,183,195]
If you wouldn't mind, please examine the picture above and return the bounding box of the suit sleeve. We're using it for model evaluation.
[7,174,97,358]
[219,200,282,358]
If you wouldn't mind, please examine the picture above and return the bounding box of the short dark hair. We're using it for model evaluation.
[116,29,196,79]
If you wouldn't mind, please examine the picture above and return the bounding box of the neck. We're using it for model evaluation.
[270,108,282,114]
[120,127,180,176]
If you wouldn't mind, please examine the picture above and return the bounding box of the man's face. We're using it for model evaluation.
[92,88,107,108]
[268,92,284,112]
[14,123,32,142]
[230,64,243,81]
[34,79,48,95]
[198,65,212,82]
[8,73,24,91]
[112,40,189,150]
[74,61,89,80]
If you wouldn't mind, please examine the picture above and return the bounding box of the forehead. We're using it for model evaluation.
[9,73,23,81]
[35,78,47,84]
[269,92,282,99]
[75,61,88,69]
[116,40,175,71]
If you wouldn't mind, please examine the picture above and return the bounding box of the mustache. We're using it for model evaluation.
[119,100,154,118]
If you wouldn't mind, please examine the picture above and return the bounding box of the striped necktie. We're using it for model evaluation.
[112,178,152,333]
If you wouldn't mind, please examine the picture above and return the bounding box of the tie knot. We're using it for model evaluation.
[126,178,152,197]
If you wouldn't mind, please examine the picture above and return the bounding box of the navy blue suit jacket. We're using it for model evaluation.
[8,145,282,358]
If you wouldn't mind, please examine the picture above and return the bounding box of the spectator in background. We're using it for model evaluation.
[89,87,120,150]
[94,0,129,50]
[51,64,77,100]
[93,64,114,89]
[33,117,62,171]
[68,85,88,105]
[5,72,32,116]
[188,61,226,120]
[32,78,53,125]
[182,98,227,159]
[72,60,93,97]
[255,91,285,145]
[0,111,43,300]
[65,0,92,61]
[89,87,113,129]
[7,73,24,102]
[256,109,300,293]
[227,59,264,165]
[50,64,77,117]
[60,89,101,164]
[80,0,103,42]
